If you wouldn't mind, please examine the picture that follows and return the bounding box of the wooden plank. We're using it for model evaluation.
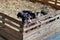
[0,18,19,29]
[0,29,19,40]
[0,23,21,40]
[24,23,41,32]
[0,13,22,25]
[1,27,20,37]
[24,19,60,40]
[0,23,19,31]
[0,27,20,39]
[41,15,59,24]
[0,13,23,40]
[0,23,20,35]
[24,15,59,32]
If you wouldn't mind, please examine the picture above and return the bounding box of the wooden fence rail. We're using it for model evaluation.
[0,13,23,40]
[24,15,60,40]
[0,13,60,40]
[24,15,60,33]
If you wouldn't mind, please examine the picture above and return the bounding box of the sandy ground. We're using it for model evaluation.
[0,0,56,19]
[0,0,43,21]
[0,0,42,15]
[24,17,60,40]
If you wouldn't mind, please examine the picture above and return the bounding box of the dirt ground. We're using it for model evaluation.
[0,0,42,15]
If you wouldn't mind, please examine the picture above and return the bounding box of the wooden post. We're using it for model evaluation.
[19,22,24,40]
[55,0,57,5]
[2,16,5,24]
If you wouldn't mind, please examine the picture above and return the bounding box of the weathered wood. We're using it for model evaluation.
[0,18,19,29]
[0,23,20,38]
[0,13,22,25]
[19,22,23,40]
[0,29,19,40]
[30,0,60,10]
[0,13,23,40]
[2,16,5,24]
[24,15,59,32]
